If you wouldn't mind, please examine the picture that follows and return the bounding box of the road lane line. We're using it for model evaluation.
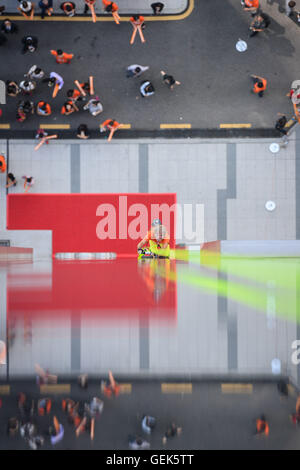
[221,383,253,394]
[161,383,192,393]
[220,124,252,129]
[160,124,191,129]
[40,124,70,129]
[40,384,71,394]
[0,385,10,394]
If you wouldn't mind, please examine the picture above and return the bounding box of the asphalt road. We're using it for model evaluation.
[0,0,299,135]
[1,379,300,450]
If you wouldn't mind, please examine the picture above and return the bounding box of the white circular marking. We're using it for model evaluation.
[265,201,276,211]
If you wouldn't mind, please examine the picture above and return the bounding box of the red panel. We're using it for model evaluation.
[7,259,177,322]
[7,194,176,255]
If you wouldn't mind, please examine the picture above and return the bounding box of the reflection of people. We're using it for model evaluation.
[254,415,269,436]
[137,219,170,258]
[142,415,156,434]
[162,423,182,444]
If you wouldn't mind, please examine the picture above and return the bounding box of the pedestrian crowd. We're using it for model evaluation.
[0,1,185,144]
[4,367,183,450]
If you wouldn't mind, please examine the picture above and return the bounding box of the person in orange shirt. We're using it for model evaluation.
[130,15,145,28]
[67,88,81,101]
[100,119,120,132]
[242,0,259,14]
[84,0,96,14]
[102,0,118,11]
[137,219,170,258]
[36,101,51,116]
[0,154,6,173]
[251,74,267,97]
[255,415,269,436]
[50,49,73,64]
[61,100,78,115]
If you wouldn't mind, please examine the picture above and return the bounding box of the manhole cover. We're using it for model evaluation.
[236,39,247,52]
[265,201,276,211]
[269,143,280,154]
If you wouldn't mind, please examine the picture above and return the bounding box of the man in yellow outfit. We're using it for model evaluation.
[137,219,170,258]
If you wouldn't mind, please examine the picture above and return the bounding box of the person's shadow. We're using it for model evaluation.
[266,0,286,13]
[261,15,296,57]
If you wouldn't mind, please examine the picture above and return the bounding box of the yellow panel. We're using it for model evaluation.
[119,124,131,129]
[161,383,192,393]
[160,124,191,129]
[220,124,252,129]
[0,124,10,129]
[40,384,71,394]
[119,383,132,393]
[221,383,253,394]
[40,124,70,129]
[0,385,10,394]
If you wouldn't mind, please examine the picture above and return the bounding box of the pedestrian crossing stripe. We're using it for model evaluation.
[160,124,191,129]
[220,124,252,129]
[0,385,10,394]
[221,383,253,394]
[161,383,192,393]
[40,384,71,394]
[40,124,70,129]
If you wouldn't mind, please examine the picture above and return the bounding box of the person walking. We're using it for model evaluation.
[18,1,34,17]
[6,173,17,188]
[0,154,6,173]
[19,79,36,95]
[36,101,52,116]
[251,74,267,97]
[140,80,155,97]
[83,97,103,116]
[22,35,38,54]
[22,176,34,193]
[39,0,53,19]
[241,0,260,15]
[50,49,74,64]
[1,19,18,34]
[60,1,76,16]
[102,0,119,13]
[130,14,145,29]
[275,114,288,136]
[126,64,149,78]
[16,100,34,122]
[61,100,79,115]
[77,124,90,139]
[49,71,64,90]
[160,71,181,89]
[84,0,96,15]
[141,416,156,434]
[249,12,270,36]
[6,80,20,97]
[254,415,269,436]
[162,423,182,444]
[25,65,45,80]
[151,2,164,14]
[67,88,82,101]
